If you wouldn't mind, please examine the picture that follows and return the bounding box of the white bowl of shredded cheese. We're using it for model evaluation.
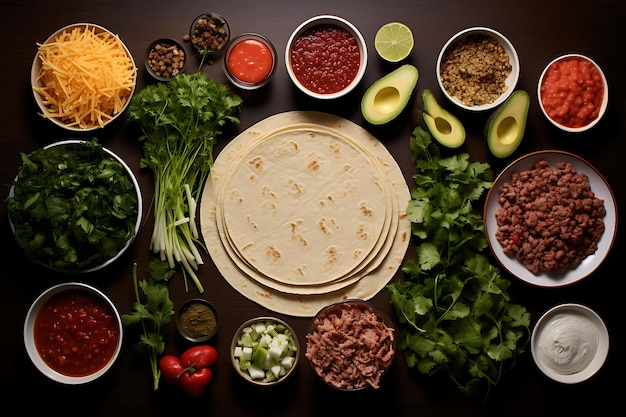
[531,303,609,384]
[31,23,137,131]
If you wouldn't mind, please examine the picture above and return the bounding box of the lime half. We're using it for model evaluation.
[374,22,414,63]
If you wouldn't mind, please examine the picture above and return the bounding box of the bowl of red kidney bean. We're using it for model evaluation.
[285,15,368,100]
[537,53,608,133]
[24,282,123,384]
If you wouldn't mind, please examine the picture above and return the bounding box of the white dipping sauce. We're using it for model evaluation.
[536,313,598,374]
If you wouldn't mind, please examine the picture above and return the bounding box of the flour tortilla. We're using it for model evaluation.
[219,128,391,286]
[200,111,411,317]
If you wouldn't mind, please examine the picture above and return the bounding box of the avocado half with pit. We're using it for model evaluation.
[413,89,465,148]
[361,64,419,125]
[486,90,530,158]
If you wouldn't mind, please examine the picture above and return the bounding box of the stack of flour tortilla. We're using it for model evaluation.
[200,111,411,317]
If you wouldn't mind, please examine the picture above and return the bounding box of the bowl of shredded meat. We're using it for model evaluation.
[483,150,617,287]
[305,299,395,391]
[436,26,519,112]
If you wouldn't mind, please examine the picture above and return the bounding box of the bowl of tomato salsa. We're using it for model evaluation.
[222,33,277,90]
[538,54,608,132]
[24,282,123,384]
[285,15,367,100]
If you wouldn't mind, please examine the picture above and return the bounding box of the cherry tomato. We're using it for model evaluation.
[159,355,184,385]
[180,345,218,369]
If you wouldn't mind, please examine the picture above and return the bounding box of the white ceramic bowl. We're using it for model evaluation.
[8,139,143,273]
[31,23,137,131]
[484,150,617,287]
[231,316,300,386]
[436,26,519,111]
[285,15,367,100]
[537,53,608,132]
[531,303,609,384]
[24,282,123,385]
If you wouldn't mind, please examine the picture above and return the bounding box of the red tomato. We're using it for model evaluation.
[180,345,218,369]
[180,367,213,398]
[159,355,184,385]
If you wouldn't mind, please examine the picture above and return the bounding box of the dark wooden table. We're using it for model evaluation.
[1,0,623,415]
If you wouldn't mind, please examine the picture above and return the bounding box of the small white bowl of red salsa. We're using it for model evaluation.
[285,15,368,100]
[538,53,608,132]
[24,282,123,385]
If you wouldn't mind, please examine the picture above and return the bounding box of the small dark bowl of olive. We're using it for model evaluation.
[145,38,186,82]
[188,12,230,57]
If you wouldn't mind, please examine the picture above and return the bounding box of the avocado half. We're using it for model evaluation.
[413,89,465,148]
[361,64,419,125]
[486,90,530,158]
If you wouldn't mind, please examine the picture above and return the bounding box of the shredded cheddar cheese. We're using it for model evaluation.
[33,25,137,129]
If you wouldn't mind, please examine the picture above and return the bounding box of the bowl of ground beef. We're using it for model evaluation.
[437,26,519,112]
[305,299,395,391]
[484,150,617,287]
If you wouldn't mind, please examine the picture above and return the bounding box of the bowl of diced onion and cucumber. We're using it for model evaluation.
[231,316,299,386]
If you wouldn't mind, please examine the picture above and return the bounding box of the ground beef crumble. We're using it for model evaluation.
[494,160,606,274]
[305,302,394,390]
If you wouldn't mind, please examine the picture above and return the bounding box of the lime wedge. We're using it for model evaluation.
[374,22,414,63]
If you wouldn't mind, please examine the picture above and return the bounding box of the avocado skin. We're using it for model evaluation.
[361,64,419,125]
[413,89,466,148]
[486,90,530,158]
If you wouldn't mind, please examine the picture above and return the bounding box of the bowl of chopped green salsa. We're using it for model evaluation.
[231,316,300,386]
[6,139,142,273]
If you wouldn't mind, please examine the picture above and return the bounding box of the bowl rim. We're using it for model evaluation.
[144,37,187,82]
[189,12,230,54]
[176,297,219,342]
[436,26,520,112]
[230,316,300,386]
[23,282,123,385]
[483,149,617,287]
[531,303,609,384]
[31,22,137,132]
[221,32,277,90]
[306,298,396,391]
[537,53,609,132]
[8,139,143,273]
[285,14,368,100]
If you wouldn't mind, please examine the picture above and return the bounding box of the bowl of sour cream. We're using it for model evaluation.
[531,303,609,384]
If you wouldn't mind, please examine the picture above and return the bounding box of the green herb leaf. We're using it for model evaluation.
[388,127,530,399]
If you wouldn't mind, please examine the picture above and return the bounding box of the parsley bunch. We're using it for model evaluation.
[128,73,242,293]
[387,127,530,398]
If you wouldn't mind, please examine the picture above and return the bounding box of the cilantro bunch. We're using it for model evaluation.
[128,73,242,293]
[387,127,530,398]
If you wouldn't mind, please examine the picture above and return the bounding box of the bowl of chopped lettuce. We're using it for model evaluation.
[231,316,300,386]
[6,139,142,273]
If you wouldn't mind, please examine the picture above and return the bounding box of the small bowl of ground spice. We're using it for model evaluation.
[176,298,218,343]
[437,27,519,112]
[187,12,230,57]
[145,38,186,82]
[537,54,608,133]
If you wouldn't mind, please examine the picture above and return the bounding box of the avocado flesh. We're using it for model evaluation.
[361,64,419,125]
[486,90,530,158]
[416,89,465,148]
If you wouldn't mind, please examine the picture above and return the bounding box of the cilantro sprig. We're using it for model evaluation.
[122,259,175,390]
[387,127,530,399]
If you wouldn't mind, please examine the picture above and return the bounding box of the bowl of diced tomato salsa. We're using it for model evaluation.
[24,282,123,385]
[538,54,608,132]
[285,15,368,100]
